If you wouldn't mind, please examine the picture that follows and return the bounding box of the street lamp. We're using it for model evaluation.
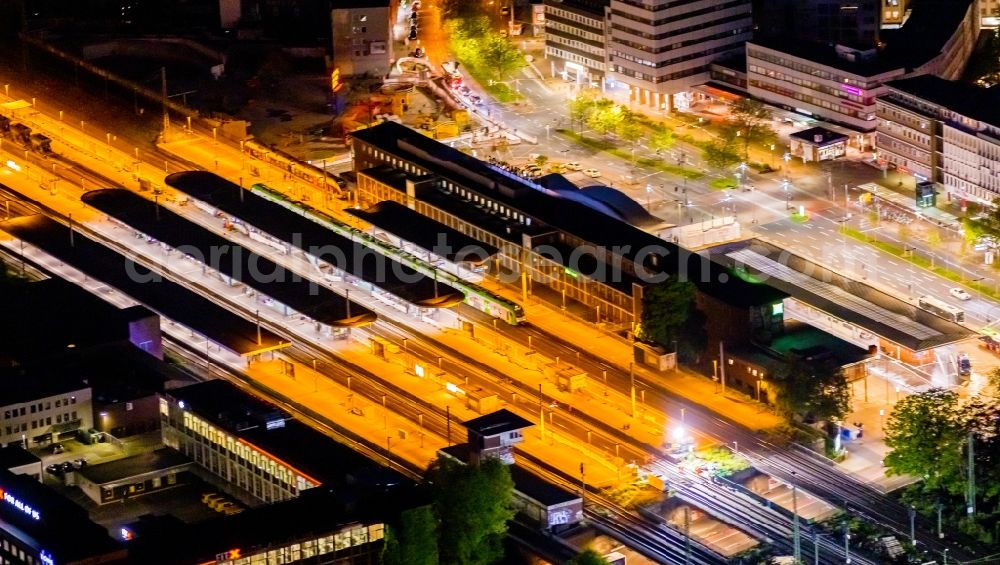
[645,183,653,210]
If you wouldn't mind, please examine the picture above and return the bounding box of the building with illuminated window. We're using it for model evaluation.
[125,487,388,565]
[746,0,977,141]
[160,380,406,504]
[876,75,1000,204]
[605,0,753,111]
[544,0,609,87]
[0,468,124,565]
[349,122,788,356]
[0,372,91,450]
[331,0,394,78]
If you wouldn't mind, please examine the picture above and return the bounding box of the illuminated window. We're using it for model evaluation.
[771,302,783,316]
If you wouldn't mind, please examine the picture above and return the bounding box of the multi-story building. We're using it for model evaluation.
[331,0,393,78]
[0,468,125,564]
[747,0,976,141]
[754,0,879,46]
[747,40,906,140]
[799,0,880,47]
[606,0,753,111]
[544,0,609,87]
[161,380,405,504]
[877,75,1000,204]
[0,371,92,448]
[881,0,910,27]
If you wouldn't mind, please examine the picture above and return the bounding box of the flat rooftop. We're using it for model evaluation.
[884,75,1000,128]
[0,469,123,562]
[0,214,288,356]
[81,189,377,327]
[166,380,411,490]
[347,200,498,263]
[126,487,406,564]
[163,171,464,309]
[463,408,534,436]
[78,448,191,485]
[0,446,40,470]
[509,465,579,507]
[718,240,974,351]
[0,277,131,363]
[352,123,787,307]
[0,366,88,407]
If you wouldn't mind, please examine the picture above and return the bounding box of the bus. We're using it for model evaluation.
[917,295,965,323]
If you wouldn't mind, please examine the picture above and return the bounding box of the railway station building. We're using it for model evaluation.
[349,122,787,347]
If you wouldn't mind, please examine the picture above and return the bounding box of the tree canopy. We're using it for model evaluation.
[884,388,1000,545]
[425,456,515,565]
[702,138,741,172]
[771,358,849,422]
[727,98,777,161]
[382,505,439,565]
[638,277,706,363]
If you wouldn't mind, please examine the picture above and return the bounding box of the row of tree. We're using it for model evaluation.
[884,375,1000,544]
[566,92,675,153]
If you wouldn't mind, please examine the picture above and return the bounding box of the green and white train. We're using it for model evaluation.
[251,183,526,325]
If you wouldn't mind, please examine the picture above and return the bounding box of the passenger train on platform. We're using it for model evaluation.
[251,183,525,325]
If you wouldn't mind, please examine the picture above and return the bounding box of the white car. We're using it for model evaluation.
[950,287,972,301]
[565,161,583,171]
[583,168,601,178]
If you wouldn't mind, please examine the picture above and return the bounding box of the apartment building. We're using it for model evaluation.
[606,0,753,111]
[331,0,393,78]
[0,373,92,448]
[544,0,609,87]
[876,75,1000,203]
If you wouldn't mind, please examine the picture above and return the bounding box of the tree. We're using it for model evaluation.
[586,100,623,135]
[884,389,967,494]
[566,549,610,565]
[568,93,598,130]
[638,277,706,363]
[382,505,439,565]
[426,456,515,565]
[649,128,676,154]
[772,358,849,422]
[728,98,777,161]
[479,35,525,81]
[702,139,741,172]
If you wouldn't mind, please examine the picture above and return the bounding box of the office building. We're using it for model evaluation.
[755,0,880,47]
[0,369,92,449]
[331,0,394,78]
[544,0,609,87]
[605,0,753,111]
[161,380,407,504]
[747,0,976,139]
[0,468,125,564]
[876,75,1000,203]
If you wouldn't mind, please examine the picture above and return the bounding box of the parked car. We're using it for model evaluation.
[565,161,583,171]
[51,443,64,454]
[59,462,75,473]
[958,353,972,376]
[408,28,418,40]
[950,287,972,301]
[583,168,601,178]
[71,458,87,469]
[214,501,238,512]
[45,464,62,475]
